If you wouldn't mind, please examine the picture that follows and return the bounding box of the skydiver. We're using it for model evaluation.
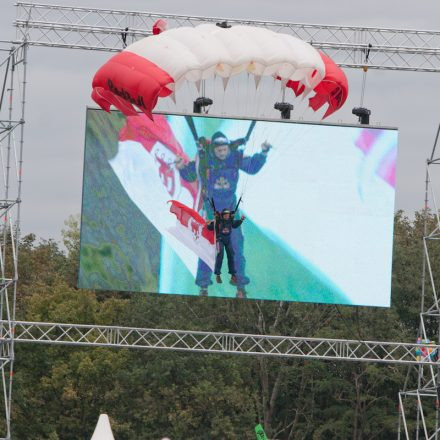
[176,131,272,298]
[207,208,246,285]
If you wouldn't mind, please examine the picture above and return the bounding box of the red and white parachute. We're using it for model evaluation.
[287,52,348,119]
[92,22,348,119]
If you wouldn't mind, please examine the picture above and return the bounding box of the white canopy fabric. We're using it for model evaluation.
[91,414,115,440]
[126,24,325,90]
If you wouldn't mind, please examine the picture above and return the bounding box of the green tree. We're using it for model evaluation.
[9,211,438,439]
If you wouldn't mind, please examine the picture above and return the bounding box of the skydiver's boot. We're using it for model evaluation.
[216,275,222,284]
[199,288,208,297]
[236,288,247,299]
[230,275,237,285]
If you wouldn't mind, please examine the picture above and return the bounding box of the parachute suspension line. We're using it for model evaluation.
[352,43,372,125]
[257,124,313,181]
[238,75,241,115]
[239,122,259,203]
[239,119,315,204]
[274,79,293,119]
[248,73,255,119]
[221,75,228,117]
[236,121,277,203]
[253,74,261,119]
[238,118,290,202]
[252,73,259,118]
[238,116,285,205]
[254,76,266,119]
[247,73,252,118]
[268,77,278,118]
[213,76,217,116]
[237,122,309,204]
[205,80,213,114]
[234,120,255,201]
[360,67,367,108]
[244,74,249,118]
[299,98,312,120]
[183,80,192,113]
[238,74,243,117]
[232,75,240,118]
[121,27,129,49]
[237,74,242,117]
[257,76,274,119]
[241,73,247,118]
[193,80,213,114]
[359,43,372,107]
[232,76,238,117]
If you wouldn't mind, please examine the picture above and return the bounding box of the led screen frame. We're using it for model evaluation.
[79,108,397,307]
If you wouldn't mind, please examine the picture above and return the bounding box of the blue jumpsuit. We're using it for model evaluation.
[179,148,267,289]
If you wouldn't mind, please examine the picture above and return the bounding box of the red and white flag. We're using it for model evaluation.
[109,113,201,276]
[168,200,216,271]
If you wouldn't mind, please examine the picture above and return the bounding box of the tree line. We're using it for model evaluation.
[4,211,439,439]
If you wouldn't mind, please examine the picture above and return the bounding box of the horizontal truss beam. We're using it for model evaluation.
[14,2,440,72]
[1,320,438,365]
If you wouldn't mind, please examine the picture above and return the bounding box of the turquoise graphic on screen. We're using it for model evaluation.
[79,109,397,307]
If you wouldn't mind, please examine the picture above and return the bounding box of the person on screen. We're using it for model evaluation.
[207,208,246,285]
[176,131,272,298]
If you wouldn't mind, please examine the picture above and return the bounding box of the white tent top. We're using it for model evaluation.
[91,414,115,440]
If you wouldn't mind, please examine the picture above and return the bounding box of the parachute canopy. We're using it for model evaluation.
[288,52,348,119]
[92,24,332,119]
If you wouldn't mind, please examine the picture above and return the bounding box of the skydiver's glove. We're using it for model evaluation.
[261,141,272,154]
[196,136,210,151]
[175,155,186,170]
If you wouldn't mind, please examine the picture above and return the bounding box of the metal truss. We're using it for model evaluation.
[0,39,27,440]
[14,2,440,72]
[0,320,436,366]
[398,125,440,440]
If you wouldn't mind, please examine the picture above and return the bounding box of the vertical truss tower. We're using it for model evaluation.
[0,39,27,438]
[398,126,440,439]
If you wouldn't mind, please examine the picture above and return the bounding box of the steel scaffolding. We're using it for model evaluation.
[0,39,27,439]
[398,126,440,440]
[0,2,438,438]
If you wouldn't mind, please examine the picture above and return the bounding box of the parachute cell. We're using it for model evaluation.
[92,51,174,118]
[287,52,348,119]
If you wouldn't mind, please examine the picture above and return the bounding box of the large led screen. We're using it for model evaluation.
[79,109,397,306]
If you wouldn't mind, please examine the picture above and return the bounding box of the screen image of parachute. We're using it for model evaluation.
[79,108,397,306]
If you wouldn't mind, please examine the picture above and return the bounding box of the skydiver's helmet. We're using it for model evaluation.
[211,131,245,154]
[221,208,231,218]
[211,132,231,160]
[211,132,230,147]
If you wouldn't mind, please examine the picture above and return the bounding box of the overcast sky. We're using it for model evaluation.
[1,0,440,242]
